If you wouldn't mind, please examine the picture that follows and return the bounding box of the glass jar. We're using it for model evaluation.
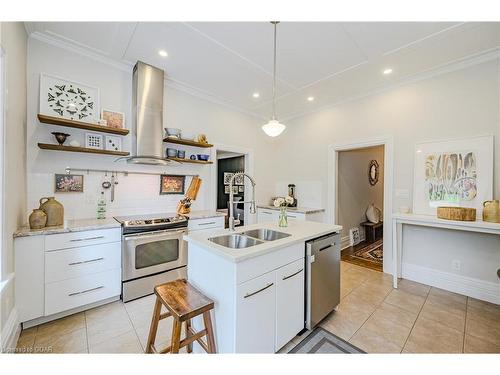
[278,206,288,227]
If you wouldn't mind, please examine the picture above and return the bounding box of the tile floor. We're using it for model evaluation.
[15,261,500,354]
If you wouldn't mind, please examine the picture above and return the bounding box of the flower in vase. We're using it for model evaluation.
[285,196,294,205]
[273,197,285,207]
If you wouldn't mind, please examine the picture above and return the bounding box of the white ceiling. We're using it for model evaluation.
[25,22,500,120]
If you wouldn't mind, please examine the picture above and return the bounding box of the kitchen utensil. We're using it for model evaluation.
[29,208,47,229]
[102,172,111,189]
[52,132,70,145]
[482,200,500,223]
[190,155,196,160]
[166,148,178,158]
[111,172,118,202]
[165,128,182,138]
[177,150,186,159]
[177,176,202,215]
[437,206,476,221]
[39,197,64,226]
[197,154,210,161]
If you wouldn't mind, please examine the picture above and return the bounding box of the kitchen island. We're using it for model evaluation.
[184,220,342,353]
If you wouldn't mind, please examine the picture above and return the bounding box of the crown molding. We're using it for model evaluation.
[282,47,500,122]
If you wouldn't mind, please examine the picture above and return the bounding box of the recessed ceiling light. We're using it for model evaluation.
[158,50,168,57]
[383,68,393,75]
[307,96,314,102]
[252,92,260,98]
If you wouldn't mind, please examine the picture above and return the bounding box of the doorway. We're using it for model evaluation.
[337,145,385,271]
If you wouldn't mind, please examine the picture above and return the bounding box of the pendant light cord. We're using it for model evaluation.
[271,21,279,120]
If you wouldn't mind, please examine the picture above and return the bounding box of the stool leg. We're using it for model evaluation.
[185,319,193,353]
[203,311,216,353]
[170,319,182,354]
[146,298,162,353]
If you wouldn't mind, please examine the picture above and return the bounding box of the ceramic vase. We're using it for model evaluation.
[39,197,64,226]
[278,207,288,227]
[29,209,47,229]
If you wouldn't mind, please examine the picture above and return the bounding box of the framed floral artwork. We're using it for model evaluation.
[55,174,84,193]
[101,109,125,129]
[160,175,185,195]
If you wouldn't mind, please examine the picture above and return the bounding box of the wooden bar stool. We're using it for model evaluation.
[145,279,216,354]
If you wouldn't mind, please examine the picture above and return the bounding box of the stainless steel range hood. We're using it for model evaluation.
[121,61,169,165]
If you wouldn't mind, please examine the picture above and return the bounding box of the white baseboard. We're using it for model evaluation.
[1,308,20,353]
[402,262,500,305]
[340,234,366,250]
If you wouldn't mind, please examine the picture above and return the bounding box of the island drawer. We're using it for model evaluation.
[45,228,121,251]
[188,216,225,232]
[45,242,121,283]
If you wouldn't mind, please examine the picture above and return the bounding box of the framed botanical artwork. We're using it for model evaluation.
[413,135,493,215]
[223,172,234,185]
[224,185,230,194]
[232,186,238,194]
[55,174,84,193]
[234,173,244,185]
[39,73,100,122]
[238,185,244,193]
[101,109,125,129]
[105,135,122,152]
[85,133,103,149]
[160,175,185,195]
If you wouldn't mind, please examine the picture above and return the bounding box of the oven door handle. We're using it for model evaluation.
[123,228,187,241]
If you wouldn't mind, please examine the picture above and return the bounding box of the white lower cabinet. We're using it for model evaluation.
[275,258,305,351]
[235,272,276,353]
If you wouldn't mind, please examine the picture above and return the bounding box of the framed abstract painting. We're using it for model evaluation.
[413,135,493,215]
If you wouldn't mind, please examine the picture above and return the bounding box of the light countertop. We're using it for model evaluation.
[257,205,325,214]
[14,217,121,238]
[184,220,342,263]
[183,210,226,220]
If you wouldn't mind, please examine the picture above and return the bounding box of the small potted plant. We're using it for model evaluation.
[273,196,294,227]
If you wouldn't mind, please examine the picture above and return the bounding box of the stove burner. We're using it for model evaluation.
[115,213,188,234]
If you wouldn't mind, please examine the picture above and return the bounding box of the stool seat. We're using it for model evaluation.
[155,279,214,321]
[146,279,216,354]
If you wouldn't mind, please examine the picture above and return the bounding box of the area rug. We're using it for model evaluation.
[288,327,365,354]
[352,239,383,265]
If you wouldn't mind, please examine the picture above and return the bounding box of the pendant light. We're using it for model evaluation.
[262,21,286,137]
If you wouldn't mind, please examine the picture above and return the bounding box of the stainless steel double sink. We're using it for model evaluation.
[208,228,291,249]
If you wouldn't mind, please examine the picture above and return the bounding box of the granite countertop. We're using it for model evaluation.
[183,210,226,220]
[14,217,121,238]
[257,205,325,214]
[184,220,342,263]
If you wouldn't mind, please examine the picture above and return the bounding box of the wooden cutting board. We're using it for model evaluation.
[185,176,202,200]
[437,207,476,221]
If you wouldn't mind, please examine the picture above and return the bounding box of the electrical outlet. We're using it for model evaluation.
[452,259,461,271]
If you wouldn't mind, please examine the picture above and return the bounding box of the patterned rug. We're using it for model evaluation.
[289,328,365,354]
[352,239,383,265]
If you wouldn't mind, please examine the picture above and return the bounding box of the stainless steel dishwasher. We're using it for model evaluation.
[305,232,341,329]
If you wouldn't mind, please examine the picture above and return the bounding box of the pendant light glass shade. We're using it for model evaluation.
[262,119,286,137]
[262,21,285,137]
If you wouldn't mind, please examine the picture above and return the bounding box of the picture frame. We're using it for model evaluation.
[55,174,84,193]
[223,172,234,185]
[101,109,125,129]
[105,135,122,152]
[224,185,230,194]
[368,160,379,186]
[85,133,103,149]
[238,185,244,193]
[232,186,238,194]
[39,73,100,122]
[234,173,244,185]
[413,135,494,215]
[160,175,185,195]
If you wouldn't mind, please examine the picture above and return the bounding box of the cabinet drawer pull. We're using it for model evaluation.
[198,222,216,226]
[261,212,273,215]
[68,257,104,266]
[70,236,105,242]
[282,268,303,280]
[319,244,333,252]
[68,285,104,297]
[244,283,274,298]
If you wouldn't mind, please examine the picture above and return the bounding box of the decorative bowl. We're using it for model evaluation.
[166,148,178,158]
[197,154,210,161]
[165,128,182,138]
[52,132,70,145]
[177,150,186,159]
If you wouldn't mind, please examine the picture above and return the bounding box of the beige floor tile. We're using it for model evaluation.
[340,261,353,273]
[89,330,143,353]
[124,294,156,316]
[36,312,85,338]
[350,327,402,353]
[135,317,176,350]
[15,327,37,353]
[404,316,464,353]
[397,279,430,298]
[464,334,500,353]
[465,314,500,346]
[419,299,466,332]
[467,298,500,326]
[340,278,362,298]
[375,302,419,328]
[428,287,467,308]
[384,289,426,314]
[349,282,392,306]
[86,312,135,347]
[85,301,128,323]
[34,327,88,354]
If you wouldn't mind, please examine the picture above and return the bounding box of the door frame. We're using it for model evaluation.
[327,135,394,274]
[209,144,256,225]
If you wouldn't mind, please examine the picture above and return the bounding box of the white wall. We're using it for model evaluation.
[26,38,276,220]
[271,59,500,289]
[338,145,384,238]
[1,22,27,344]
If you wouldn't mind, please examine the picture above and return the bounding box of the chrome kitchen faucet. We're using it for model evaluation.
[228,172,256,231]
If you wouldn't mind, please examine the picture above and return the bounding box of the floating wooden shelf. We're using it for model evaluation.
[163,138,213,148]
[38,114,129,136]
[38,143,130,156]
[167,157,213,165]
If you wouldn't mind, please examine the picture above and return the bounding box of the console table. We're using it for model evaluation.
[392,213,500,289]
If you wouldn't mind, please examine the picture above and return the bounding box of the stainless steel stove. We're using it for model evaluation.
[114,213,189,302]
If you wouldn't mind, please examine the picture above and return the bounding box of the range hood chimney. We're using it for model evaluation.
[122,61,169,165]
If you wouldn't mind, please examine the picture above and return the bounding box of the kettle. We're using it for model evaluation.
[482,200,500,223]
[39,197,64,226]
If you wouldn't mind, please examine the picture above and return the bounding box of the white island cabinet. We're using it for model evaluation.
[185,220,341,353]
